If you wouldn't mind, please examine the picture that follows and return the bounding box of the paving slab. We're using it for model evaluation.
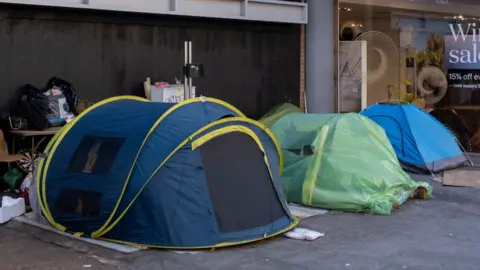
[0,223,118,270]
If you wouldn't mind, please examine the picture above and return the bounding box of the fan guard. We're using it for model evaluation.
[417,66,447,105]
[347,31,399,84]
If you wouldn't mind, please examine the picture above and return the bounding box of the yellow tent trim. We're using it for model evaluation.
[90,97,245,237]
[39,95,148,232]
[36,123,70,224]
[36,126,63,226]
[93,117,285,238]
[191,125,274,179]
[302,127,328,205]
[192,125,261,150]
[187,116,283,175]
[98,216,299,250]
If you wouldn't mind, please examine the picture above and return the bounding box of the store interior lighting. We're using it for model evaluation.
[445,15,478,21]
[442,15,478,27]
[339,7,351,11]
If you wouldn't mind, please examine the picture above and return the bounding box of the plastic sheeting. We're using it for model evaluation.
[270,113,432,215]
[258,103,302,127]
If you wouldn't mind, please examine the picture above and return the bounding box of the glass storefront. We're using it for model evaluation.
[335,0,480,151]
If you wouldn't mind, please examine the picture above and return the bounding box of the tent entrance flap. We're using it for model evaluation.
[198,132,286,233]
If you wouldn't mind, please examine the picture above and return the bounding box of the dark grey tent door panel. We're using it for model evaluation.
[199,132,285,233]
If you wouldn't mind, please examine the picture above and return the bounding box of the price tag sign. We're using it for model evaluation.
[448,70,480,90]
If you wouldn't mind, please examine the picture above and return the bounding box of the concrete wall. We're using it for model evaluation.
[0,4,300,118]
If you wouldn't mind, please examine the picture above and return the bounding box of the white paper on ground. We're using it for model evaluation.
[284,227,325,241]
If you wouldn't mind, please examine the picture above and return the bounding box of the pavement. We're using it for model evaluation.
[1,174,480,270]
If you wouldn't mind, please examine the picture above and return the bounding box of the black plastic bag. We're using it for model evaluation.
[10,84,51,130]
[44,77,79,114]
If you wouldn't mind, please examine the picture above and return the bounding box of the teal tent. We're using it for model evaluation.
[270,113,432,215]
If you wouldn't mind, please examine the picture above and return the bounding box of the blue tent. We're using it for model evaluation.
[36,96,297,249]
[360,104,467,173]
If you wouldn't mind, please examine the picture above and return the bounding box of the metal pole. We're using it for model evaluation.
[188,41,194,98]
[184,41,188,101]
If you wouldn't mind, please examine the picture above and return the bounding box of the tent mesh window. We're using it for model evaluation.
[56,188,102,217]
[69,136,125,174]
[199,132,285,233]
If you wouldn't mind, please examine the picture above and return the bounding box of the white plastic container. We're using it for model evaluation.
[150,84,197,103]
[0,197,25,224]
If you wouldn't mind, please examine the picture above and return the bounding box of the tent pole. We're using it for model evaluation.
[446,126,474,166]
[456,139,474,166]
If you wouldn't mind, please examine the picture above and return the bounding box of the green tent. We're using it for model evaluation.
[258,103,302,127]
[270,113,432,215]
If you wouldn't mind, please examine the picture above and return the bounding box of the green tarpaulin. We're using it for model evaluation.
[259,103,302,127]
[270,113,432,215]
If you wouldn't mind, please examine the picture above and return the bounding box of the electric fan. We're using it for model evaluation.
[347,31,399,85]
[416,66,447,105]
